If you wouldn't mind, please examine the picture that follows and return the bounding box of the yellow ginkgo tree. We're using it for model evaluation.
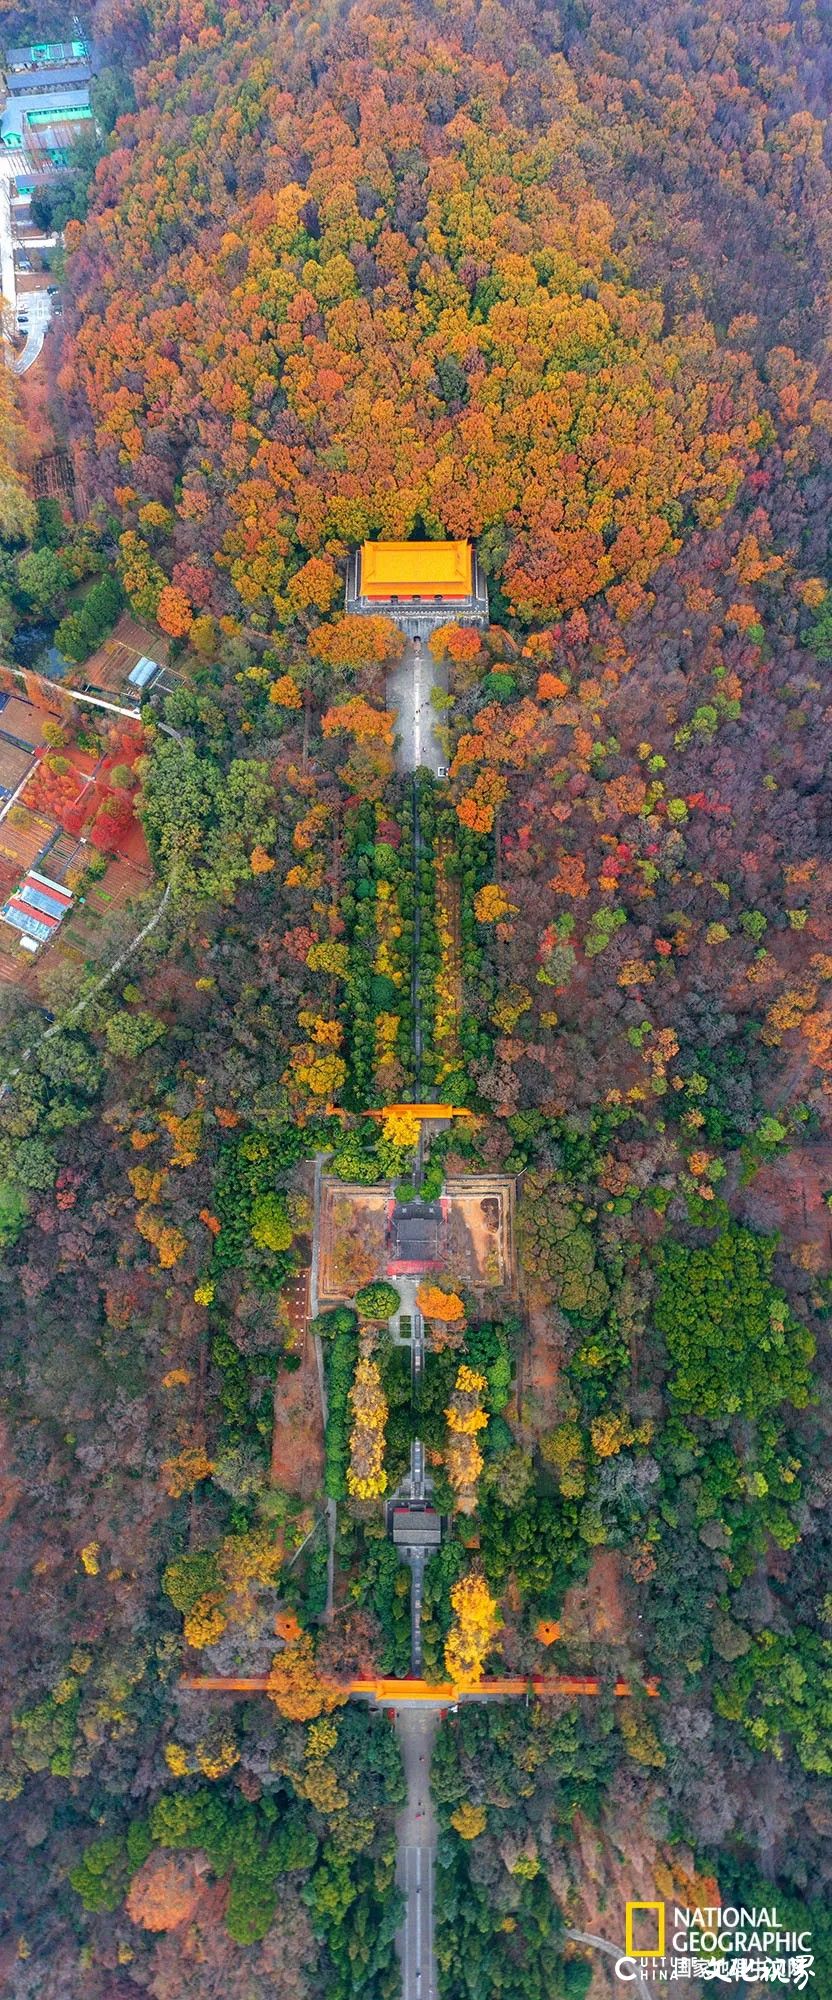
[346,1355,388,1500]
[444,1571,501,1685]
[473,883,517,923]
[445,1364,488,1506]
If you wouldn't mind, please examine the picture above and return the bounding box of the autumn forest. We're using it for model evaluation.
[1,0,832,1996]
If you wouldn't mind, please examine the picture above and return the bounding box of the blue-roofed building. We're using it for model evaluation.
[13,170,54,195]
[1,88,92,151]
[7,61,92,94]
[5,39,90,70]
[127,655,162,692]
[1,867,73,953]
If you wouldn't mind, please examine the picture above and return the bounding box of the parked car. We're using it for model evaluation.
[16,255,32,273]
[47,285,59,295]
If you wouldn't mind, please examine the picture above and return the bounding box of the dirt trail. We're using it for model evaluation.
[514,1287,565,1438]
[270,1273,324,1497]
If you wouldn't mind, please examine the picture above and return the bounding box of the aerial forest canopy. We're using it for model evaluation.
[67,0,771,628]
[2,0,832,1996]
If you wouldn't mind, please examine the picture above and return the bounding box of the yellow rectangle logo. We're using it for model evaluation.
[625,1902,666,1958]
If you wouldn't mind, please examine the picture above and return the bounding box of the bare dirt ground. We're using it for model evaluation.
[560,1548,629,1646]
[444,1175,516,1291]
[271,1276,324,1498]
[317,1181,390,1302]
[514,1289,566,1436]
[81,612,170,696]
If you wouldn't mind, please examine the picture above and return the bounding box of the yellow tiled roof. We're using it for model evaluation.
[360,540,472,598]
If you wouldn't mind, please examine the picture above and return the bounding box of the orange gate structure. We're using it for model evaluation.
[363,1104,474,1122]
[181,1672,660,1701]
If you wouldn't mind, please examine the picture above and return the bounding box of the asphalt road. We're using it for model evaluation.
[565,1930,653,1999]
[0,146,57,370]
[389,1718,653,2000]
[13,288,53,373]
[395,1706,439,2000]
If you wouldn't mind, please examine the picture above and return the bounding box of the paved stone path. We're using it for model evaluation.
[394,1705,439,2000]
[388,638,447,775]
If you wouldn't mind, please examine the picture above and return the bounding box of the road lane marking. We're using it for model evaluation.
[416,1844,422,1995]
[434,1865,438,1996]
[404,1845,411,1997]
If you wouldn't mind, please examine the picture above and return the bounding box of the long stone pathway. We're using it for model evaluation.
[394,1704,440,2000]
[388,638,448,776]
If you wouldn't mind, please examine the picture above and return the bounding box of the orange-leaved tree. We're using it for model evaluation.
[156,584,193,637]
[455,770,508,833]
[269,673,303,709]
[321,697,395,746]
[126,1854,201,1932]
[310,616,404,675]
[428,624,483,663]
[161,1445,214,1499]
[417,1284,465,1323]
[286,556,340,617]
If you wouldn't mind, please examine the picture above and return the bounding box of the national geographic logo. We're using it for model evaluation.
[625,1903,665,1959]
[614,1902,815,1986]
